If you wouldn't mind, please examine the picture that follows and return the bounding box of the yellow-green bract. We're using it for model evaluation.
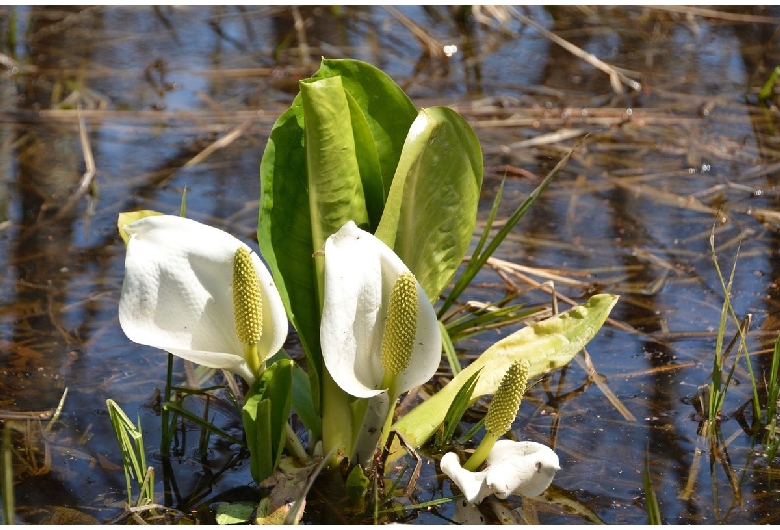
[394,293,619,449]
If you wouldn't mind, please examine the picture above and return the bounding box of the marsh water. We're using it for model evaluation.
[3,5,780,524]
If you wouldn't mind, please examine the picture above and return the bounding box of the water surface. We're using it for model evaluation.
[2,5,780,524]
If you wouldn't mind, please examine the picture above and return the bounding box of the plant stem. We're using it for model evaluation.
[161,352,174,456]
[285,423,310,462]
[464,431,500,471]
[322,370,353,467]
[1,423,13,524]
[244,343,261,379]
[377,386,398,453]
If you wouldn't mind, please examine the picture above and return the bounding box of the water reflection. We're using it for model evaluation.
[2,5,780,524]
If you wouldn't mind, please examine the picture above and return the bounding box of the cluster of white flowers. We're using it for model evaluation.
[118,214,559,507]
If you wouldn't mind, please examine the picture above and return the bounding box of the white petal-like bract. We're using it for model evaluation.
[485,440,560,499]
[118,215,287,384]
[440,452,491,504]
[320,221,441,398]
[441,440,560,504]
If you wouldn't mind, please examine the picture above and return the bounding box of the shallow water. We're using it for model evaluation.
[2,5,780,524]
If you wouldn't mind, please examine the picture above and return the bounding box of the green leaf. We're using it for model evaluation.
[258,60,418,421]
[242,359,293,483]
[258,102,322,411]
[215,502,256,525]
[300,75,369,246]
[314,58,418,203]
[346,463,370,511]
[375,106,483,303]
[343,91,385,229]
[394,294,619,449]
[291,360,321,441]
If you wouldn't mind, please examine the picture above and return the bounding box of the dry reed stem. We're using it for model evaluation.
[384,5,445,58]
[53,106,96,221]
[575,348,637,422]
[646,5,780,24]
[505,6,641,94]
[183,119,254,168]
[291,6,311,68]
[485,257,592,288]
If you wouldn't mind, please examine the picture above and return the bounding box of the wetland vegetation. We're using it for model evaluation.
[2,5,780,524]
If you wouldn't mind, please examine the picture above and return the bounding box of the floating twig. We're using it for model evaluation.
[53,106,97,221]
[183,119,254,168]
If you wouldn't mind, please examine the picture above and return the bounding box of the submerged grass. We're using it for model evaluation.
[765,333,780,461]
[708,225,760,425]
[643,450,661,525]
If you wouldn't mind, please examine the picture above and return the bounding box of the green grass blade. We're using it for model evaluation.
[434,368,482,450]
[709,228,760,422]
[1,423,13,524]
[440,320,461,376]
[445,301,542,342]
[759,66,780,104]
[438,178,504,319]
[162,402,244,446]
[768,333,780,421]
[455,416,486,446]
[437,139,582,319]
[106,399,150,505]
[643,451,661,524]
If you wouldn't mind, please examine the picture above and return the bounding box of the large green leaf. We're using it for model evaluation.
[258,59,418,405]
[300,75,369,248]
[344,91,385,229]
[375,106,483,303]
[393,294,619,449]
[258,102,323,405]
[313,58,418,202]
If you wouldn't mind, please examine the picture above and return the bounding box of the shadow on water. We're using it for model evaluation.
[2,5,780,524]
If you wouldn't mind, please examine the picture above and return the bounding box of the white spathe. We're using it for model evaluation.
[320,221,441,399]
[118,215,287,385]
[441,440,560,504]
